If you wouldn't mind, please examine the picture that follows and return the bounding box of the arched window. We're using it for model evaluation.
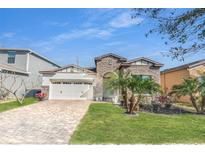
[103,72,118,101]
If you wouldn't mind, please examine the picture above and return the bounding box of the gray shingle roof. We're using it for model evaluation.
[39,64,96,74]
[123,57,164,67]
[94,53,127,62]
[0,63,28,74]
[161,59,205,73]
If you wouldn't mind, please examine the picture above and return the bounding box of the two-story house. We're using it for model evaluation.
[0,48,60,98]
[40,53,163,101]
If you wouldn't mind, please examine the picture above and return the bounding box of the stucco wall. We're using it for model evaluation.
[29,54,59,75]
[0,72,31,98]
[28,54,59,89]
[0,50,27,71]
[188,65,205,77]
[160,68,190,102]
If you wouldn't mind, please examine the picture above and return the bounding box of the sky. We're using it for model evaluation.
[0,8,205,70]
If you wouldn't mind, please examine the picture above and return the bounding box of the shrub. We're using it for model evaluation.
[155,95,172,109]
[35,93,46,101]
[151,100,161,112]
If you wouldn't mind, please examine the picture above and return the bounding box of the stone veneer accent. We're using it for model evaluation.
[96,56,124,77]
[94,56,125,98]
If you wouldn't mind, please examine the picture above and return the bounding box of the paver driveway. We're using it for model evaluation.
[0,100,91,144]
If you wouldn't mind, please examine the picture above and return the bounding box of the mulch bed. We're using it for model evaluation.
[140,105,196,115]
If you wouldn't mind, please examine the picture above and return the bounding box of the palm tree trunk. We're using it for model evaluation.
[132,94,141,112]
[122,89,129,109]
[125,91,130,112]
[190,94,199,113]
[124,90,129,110]
[201,96,205,113]
[129,93,136,114]
[121,90,125,107]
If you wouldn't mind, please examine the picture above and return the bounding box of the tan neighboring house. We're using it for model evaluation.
[160,59,205,103]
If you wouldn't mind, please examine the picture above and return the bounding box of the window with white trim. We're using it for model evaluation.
[7,51,16,64]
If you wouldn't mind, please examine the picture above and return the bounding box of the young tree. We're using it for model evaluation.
[172,78,200,112]
[105,70,130,109]
[132,9,205,61]
[198,76,205,112]
[127,76,160,114]
[0,70,41,104]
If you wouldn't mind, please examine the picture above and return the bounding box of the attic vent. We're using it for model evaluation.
[108,59,112,65]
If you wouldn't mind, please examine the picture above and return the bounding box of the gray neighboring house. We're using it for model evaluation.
[40,53,163,102]
[0,48,60,98]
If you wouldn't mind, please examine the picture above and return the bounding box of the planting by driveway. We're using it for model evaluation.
[0,100,91,144]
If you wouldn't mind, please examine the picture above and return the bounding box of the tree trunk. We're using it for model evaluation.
[129,93,137,114]
[121,90,125,106]
[122,89,129,111]
[190,94,199,113]
[14,94,24,104]
[201,96,205,113]
[132,94,141,112]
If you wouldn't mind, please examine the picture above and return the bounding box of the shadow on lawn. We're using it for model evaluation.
[117,103,205,115]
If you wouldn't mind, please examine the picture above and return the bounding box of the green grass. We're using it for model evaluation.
[70,103,205,144]
[0,97,38,113]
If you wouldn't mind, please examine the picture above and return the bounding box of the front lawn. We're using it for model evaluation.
[0,97,38,113]
[70,103,205,144]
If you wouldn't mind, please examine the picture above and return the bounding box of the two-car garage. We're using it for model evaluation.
[40,65,96,100]
[49,80,93,100]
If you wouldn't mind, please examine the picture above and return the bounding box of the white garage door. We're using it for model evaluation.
[49,81,93,100]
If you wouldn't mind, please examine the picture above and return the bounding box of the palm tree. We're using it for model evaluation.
[127,76,160,114]
[104,70,130,109]
[106,71,160,114]
[172,78,199,112]
[198,76,205,113]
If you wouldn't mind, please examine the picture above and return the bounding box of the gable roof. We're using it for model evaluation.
[161,59,205,74]
[0,48,61,67]
[122,57,164,67]
[39,64,96,74]
[0,63,29,75]
[94,53,127,62]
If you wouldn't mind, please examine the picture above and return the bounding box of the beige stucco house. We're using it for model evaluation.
[160,59,205,103]
[40,53,163,102]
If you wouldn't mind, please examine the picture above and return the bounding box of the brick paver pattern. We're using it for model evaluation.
[0,100,91,144]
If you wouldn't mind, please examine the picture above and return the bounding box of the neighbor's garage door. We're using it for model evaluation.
[49,81,93,100]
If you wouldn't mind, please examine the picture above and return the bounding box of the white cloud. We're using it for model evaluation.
[30,28,113,53]
[46,21,69,27]
[53,28,113,43]
[2,32,16,38]
[109,12,143,28]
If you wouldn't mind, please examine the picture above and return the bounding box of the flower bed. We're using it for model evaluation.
[35,93,46,101]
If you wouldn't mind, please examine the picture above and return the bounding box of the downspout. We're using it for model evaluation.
[163,73,166,93]
[26,52,30,72]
